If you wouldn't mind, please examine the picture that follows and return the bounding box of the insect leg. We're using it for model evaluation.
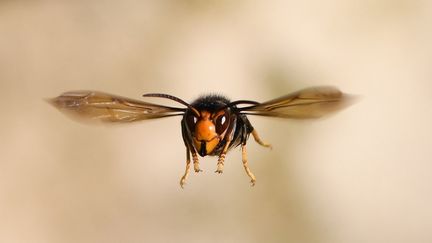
[251,129,272,149]
[181,120,202,173]
[239,114,272,149]
[215,139,232,173]
[180,147,191,188]
[241,144,256,186]
[215,115,238,174]
[192,151,202,172]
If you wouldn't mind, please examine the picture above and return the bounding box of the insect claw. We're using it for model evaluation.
[180,177,186,188]
[215,160,224,174]
[193,164,202,172]
[194,164,202,172]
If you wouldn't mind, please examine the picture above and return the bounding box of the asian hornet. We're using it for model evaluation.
[48,86,355,187]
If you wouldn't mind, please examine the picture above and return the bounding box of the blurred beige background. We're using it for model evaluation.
[1,0,431,242]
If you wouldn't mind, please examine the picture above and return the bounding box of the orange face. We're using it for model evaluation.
[189,110,230,156]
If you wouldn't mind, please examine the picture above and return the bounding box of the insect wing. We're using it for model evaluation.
[240,86,355,119]
[48,90,185,123]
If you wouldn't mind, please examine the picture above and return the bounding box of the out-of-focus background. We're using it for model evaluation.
[1,0,431,242]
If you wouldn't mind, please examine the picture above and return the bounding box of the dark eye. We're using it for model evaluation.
[215,113,229,134]
[186,113,198,130]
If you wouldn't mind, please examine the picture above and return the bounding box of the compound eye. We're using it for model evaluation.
[186,113,198,130]
[215,113,229,134]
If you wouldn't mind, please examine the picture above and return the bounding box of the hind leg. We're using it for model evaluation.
[251,129,272,149]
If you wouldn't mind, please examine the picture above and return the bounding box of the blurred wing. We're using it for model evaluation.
[48,90,185,123]
[240,86,355,119]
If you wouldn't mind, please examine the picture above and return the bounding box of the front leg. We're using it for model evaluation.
[192,151,202,172]
[215,139,232,173]
[180,147,191,188]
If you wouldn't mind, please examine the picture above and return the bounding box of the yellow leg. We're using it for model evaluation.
[215,139,232,173]
[242,144,256,186]
[252,129,272,149]
[180,148,191,188]
[192,152,202,172]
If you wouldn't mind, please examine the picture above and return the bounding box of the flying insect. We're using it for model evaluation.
[48,86,354,187]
